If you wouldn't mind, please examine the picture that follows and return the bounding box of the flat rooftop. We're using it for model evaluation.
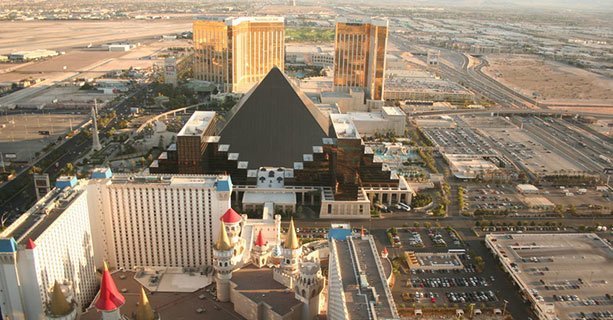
[486,233,613,320]
[177,111,216,137]
[80,270,241,320]
[106,174,227,189]
[332,236,399,320]
[382,106,405,116]
[330,114,360,139]
[231,265,302,316]
[0,182,86,244]
[347,112,386,122]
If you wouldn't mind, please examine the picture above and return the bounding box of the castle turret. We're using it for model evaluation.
[295,261,324,320]
[19,238,45,318]
[281,218,302,274]
[0,238,25,320]
[251,230,269,268]
[46,281,77,320]
[272,217,303,289]
[381,247,389,259]
[213,222,240,302]
[94,262,125,320]
[135,287,159,320]
[220,208,243,243]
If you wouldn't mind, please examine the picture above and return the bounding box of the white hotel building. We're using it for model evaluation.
[0,170,233,320]
[88,173,232,269]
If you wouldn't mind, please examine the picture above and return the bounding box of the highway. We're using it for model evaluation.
[390,34,537,110]
[0,83,147,224]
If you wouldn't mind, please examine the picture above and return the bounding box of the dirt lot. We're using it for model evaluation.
[0,112,88,161]
[0,19,192,52]
[483,54,613,106]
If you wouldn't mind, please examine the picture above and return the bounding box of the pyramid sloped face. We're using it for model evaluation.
[219,67,330,169]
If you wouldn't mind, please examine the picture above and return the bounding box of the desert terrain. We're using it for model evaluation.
[483,54,613,107]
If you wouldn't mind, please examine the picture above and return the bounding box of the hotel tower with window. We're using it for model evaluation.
[333,17,388,101]
[193,16,285,93]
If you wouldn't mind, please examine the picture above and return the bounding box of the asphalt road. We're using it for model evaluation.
[0,84,147,224]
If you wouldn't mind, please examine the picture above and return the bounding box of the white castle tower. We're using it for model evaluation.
[213,221,238,302]
[295,260,324,320]
[251,229,270,268]
[274,218,302,287]
[91,100,102,152]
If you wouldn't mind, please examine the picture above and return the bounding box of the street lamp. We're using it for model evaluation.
[502,299,509,316]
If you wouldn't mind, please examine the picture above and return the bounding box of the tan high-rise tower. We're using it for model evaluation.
[333,18,388,101]
[193,16,285,93]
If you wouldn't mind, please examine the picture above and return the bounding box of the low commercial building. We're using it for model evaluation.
[8,49,59,61]
[107,43,137,51]
[320,87,366,112]
[520,196,555,210]
[516,184,539,194]
[286,45,334,67]
[347,106,406,136]
[486,233,613,320]
[443,154,500,179]
[384,70,473,103]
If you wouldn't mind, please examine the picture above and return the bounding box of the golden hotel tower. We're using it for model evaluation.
[333,18,388,100]
[193,16,285,93]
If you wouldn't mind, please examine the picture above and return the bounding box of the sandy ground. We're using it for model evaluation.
[483,54,613,105]
[0,19,192,52]
[0,39,189,107]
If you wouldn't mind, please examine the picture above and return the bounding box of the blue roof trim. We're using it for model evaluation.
[328,228,352,240]
[55,176,77,189]
[91,168,113,179]
[215,176,233,192]
[0,238,18,253]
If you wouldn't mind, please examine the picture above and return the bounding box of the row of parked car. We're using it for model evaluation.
[412,276,491,288]
[446,290,498,303]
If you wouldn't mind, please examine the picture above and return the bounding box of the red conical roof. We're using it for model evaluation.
[255,230,265,247]
[220,208,242,223]
[95,263,125,311]
[26,238,36,250]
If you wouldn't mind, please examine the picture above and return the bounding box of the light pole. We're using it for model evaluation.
[502,299,508,316]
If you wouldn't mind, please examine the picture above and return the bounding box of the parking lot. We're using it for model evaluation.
[463,184,525,215]
[487,233,613,320]
[389,227,464,250]
[421,125,496,155]
[388,226,508,310]
[395,253,503,309]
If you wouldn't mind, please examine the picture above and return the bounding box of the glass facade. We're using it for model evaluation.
[193,18,285,93]
[333,20,388,100]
